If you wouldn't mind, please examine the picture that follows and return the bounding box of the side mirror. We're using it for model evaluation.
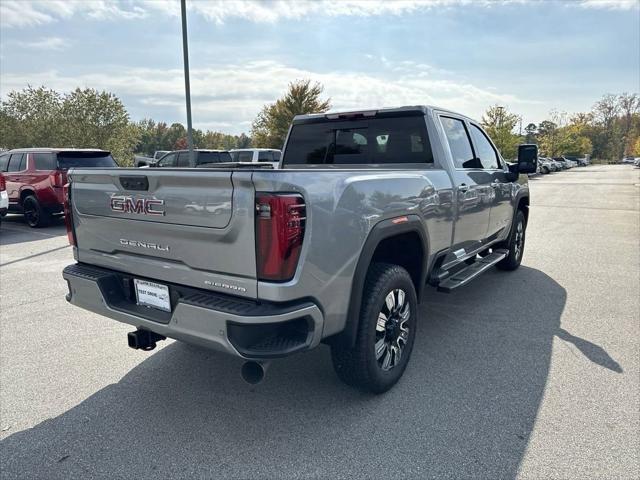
[517,144,538,174]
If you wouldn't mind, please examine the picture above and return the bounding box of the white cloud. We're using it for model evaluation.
[0,0,147,28]
[1,0,636,28]
[16,37,70,51]
[577,0,639,10]
[0,59,540,133]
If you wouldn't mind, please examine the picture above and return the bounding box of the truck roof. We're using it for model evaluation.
[293,105,473,124]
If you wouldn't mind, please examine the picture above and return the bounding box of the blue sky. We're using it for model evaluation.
[1,0,638,134]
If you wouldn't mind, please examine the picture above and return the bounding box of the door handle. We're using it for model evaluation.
[458,184,469,193]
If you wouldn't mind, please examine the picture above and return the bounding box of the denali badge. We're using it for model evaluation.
[204,280,247,293]
[120,238,169,251]
[111,195,165,216]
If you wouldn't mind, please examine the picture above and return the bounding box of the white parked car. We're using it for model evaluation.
[229,149,281,168]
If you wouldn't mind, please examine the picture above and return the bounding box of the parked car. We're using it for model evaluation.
[0,173,8,224]
[134,150,171,168]
[538,157,553,173]
[150,149,233,168]
[0,148,117,227]
[62,105,536,393]
[621,156,636,164]
[229,149,281,168]
[633,158,640,167]
[553,157,570,169]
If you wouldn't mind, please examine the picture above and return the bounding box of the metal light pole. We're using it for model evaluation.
[180,0,194,165]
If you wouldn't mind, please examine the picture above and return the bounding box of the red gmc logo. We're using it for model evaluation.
[110,195,165,216]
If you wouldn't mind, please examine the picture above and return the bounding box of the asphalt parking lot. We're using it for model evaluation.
[0,165,638,479]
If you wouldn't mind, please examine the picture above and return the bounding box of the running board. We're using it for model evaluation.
[437,249,508,293]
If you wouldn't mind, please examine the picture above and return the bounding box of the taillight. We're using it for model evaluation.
[63,183,76,246]
[0,174,5,192]
[50,171,65,187]
[255,193,306,282]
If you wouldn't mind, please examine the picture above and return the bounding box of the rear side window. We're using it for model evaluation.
[7,153,25,172]
[33,153,56,170]
[258,151,274,162]
[57,153,117,169]
[197,152,220,165]
[439,117,480,169]
[0,153,9,172]
[283,116,434,166]
[157,153,177,167]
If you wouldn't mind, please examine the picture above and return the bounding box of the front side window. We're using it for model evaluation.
[282,116,434,166]
[470,124,500,169]
[439,117,479,169]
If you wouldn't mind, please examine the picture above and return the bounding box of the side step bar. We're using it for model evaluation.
[437,249,508,293]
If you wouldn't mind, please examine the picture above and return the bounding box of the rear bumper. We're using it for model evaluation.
[62,263,324,359]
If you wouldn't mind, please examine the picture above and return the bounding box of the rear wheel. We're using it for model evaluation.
[331,263,417,393]
[497,209,526,271]
[23,195,50,228]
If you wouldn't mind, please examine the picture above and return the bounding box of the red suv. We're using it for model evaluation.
[0,148,117,227]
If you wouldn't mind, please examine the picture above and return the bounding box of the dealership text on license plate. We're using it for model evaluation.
[134,279,171,312]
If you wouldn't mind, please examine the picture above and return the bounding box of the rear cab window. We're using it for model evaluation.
[282,115,434,167]
[57,152,117,169]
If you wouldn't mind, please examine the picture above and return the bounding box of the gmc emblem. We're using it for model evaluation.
[110,195,165,216]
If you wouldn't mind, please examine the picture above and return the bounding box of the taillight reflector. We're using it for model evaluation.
[63,183,76,246]
[255,193,306,282]
[0,174,5,192]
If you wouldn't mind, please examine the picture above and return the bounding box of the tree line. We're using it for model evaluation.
[1,83,638,166]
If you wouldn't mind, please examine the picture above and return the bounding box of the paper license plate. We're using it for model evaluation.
[134,279,171,312]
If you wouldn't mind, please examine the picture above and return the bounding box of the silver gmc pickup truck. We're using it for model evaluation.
[62,106,537,393]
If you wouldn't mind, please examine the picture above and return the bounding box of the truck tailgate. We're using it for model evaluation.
[69,168,258,298]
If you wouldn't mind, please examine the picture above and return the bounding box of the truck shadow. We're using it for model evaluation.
[0,266,617,479]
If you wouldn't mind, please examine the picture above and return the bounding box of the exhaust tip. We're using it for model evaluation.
[241,361,266,385]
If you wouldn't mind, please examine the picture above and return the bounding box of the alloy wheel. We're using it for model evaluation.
[375,288,410,371]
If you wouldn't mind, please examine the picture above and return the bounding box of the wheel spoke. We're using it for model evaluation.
[397,289,405,309]
[390,344,400,367]
[381,348,392,369]
[375,338,387,360]
[399,304,410,321]
[376,312,387,332]
[385,292,395,311]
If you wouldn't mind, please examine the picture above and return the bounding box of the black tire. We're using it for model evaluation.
[542,166,549,174]
[22,195,50,228]
[331,263,418,394]
[496,209,526,271]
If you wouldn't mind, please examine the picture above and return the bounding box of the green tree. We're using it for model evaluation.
[480,105,520,158]
[58,88,140,166]
[251,79,331,149]
[524,123,537,144]
[537,120,558,156]
[0,86,62,148]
